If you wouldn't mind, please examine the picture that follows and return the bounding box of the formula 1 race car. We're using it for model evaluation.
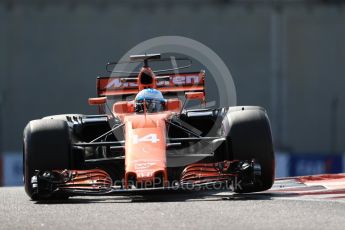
[23,54,275,200]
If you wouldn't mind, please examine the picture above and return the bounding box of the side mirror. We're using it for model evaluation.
[88,97,107,105]
[113,101,135,113]
[185,92,205,102]
[166,99,182,111]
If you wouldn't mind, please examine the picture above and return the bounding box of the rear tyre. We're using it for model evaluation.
[23,119,73,200]
[222,106,275,193]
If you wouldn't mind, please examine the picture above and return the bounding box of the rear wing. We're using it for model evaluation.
[97,71,205,97]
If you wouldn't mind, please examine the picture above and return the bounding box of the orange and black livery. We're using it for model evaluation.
[23,54,275,200]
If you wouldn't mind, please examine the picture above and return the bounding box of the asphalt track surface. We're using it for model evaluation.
[1,186,345,230]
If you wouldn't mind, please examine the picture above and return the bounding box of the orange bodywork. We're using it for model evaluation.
[123,113,172,187]
[105,66,204,187]
[88,97,107,105]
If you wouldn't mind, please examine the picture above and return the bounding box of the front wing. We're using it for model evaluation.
[30,160,261,199]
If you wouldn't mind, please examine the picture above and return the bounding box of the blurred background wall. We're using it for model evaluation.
[0,0,344,184]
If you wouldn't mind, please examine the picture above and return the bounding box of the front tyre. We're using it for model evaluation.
[23,119,73,200]
[222,106,275,193]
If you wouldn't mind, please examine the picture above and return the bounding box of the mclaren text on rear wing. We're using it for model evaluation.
[97,72,205,97]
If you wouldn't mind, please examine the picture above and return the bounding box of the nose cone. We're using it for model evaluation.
[124,113,169,188]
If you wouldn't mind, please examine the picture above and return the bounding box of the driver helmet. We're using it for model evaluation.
[135,88,166,113]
